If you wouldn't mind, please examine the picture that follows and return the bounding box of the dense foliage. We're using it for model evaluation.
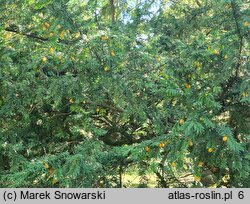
[0,0,249,188]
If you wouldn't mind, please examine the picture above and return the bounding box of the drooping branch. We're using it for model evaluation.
[4,27,77,45]
[5,27,49,42]
[155,152,169,187]
[231,0,244,77]
[109,0,116,23]
[218,1,245,109]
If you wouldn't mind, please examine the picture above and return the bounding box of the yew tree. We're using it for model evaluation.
[0,0,249,187]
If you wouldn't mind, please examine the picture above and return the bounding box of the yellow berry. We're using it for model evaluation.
[73,32,81,39]
[223,136,228,142]
[39,12,44,18]
[198,161,204,167]
[69,98,74,103]
[189,140,193,147]
[96,108,100,113]
[104,66,109,72]
[212,49,219,55]
[49,47,54,53]
[60,31,65,39]
[48,168,54,175]
[184,83,191,89]
[194,176,201,182]
[101,36,108,40]
[158,142,165,148]
[49,32,53,37]
[224,55,228,59]
[171,162,176,167]
[57,24,61,29]
[243,21,249,27]
[179,119,185,125]
[42,25,47,31]
[242,92,248,97]
[42,56,47,62]
[111,51,116,56]
[208,148,214,153]
[44,22,50,28]
[194,61,202,68]
[58,55,62,60]
[51,179,58,184]
[44,163,49,169]
[157,57,161,62]
[145,146,150,152]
